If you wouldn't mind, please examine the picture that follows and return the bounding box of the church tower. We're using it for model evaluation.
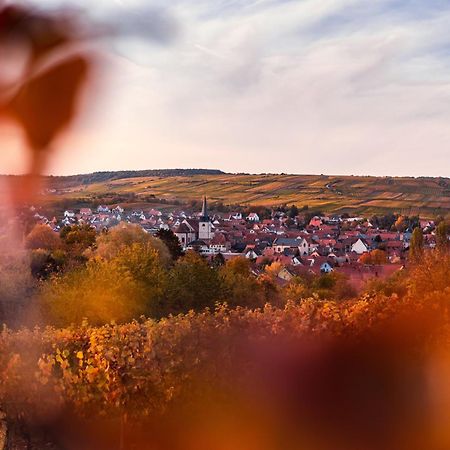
[198,195,214,241]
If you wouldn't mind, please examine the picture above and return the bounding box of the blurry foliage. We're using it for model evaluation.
[40,258,147,327]
[0,252,449,449]
[25,224,61,251]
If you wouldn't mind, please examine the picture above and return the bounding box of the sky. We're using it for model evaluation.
[1,0,450,177]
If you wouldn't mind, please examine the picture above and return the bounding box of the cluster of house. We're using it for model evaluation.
[31,196,443,290]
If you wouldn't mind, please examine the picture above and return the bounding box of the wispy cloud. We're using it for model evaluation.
[4,0,450,176]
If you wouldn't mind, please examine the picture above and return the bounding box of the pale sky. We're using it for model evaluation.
[1,0,450,176]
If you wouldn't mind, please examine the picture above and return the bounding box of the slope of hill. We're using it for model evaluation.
[40,172,450,217]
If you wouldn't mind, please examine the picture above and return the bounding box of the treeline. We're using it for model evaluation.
[45,168,225,187]
[3,219,448,329]
[1,222,362,327]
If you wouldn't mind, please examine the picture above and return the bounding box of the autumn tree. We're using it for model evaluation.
[95,224,170,266]
[264,261,283,279]
[284,277,309,302]
[360,249,388,265]
[394,215,406,232]
[409,227,424,262]
[41,258,148,326]
[435,221,448,252]
[60,224,96,252]
[408,250,450,297]
[25,224,60,251]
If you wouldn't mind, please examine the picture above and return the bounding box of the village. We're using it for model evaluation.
[25,195,444,291]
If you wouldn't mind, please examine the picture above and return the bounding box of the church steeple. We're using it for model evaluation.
[200,195,209,221]
[198,195,214,241]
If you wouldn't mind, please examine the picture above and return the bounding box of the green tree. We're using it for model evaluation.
[155,229,184,261]
[112,243,168,318]
[220,257,263,308]
[166,251,222,314]
[409,227,424,262]
[288,204,299,219]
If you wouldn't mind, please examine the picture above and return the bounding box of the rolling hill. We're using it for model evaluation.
[36,171,450,217]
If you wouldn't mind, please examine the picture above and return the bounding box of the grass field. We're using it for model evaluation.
[36,172,450,217]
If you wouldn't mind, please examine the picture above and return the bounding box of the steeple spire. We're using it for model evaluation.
[201,195,208,220]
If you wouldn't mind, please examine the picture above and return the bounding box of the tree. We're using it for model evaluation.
[112,243,168,318]
[0,250,36,324]
[155,229,184,261]
[264,261,283,279]
[95,224,170,267]
[435,221,448,252]
[30,249,60,279]
[409,227,424,262]
[220,258,263,308]
[41,258,148,326]
[25,224,60,251]
[360,249,388,265]
[212,252,225,268]
[409,250,450,297]
[288,205,299,219]
[284,277,309,302]
[165,252,222,314]
[60,224,96,252]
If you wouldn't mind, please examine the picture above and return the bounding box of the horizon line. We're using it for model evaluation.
[0,167,450,179]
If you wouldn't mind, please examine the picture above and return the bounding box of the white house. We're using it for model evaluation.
[351,238,370,255]
[245,249,258,260]
[64,210,75,218]
[247,212,260,222]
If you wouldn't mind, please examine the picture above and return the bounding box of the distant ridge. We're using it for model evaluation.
[1,170,448,216]
[46,169,225,186]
